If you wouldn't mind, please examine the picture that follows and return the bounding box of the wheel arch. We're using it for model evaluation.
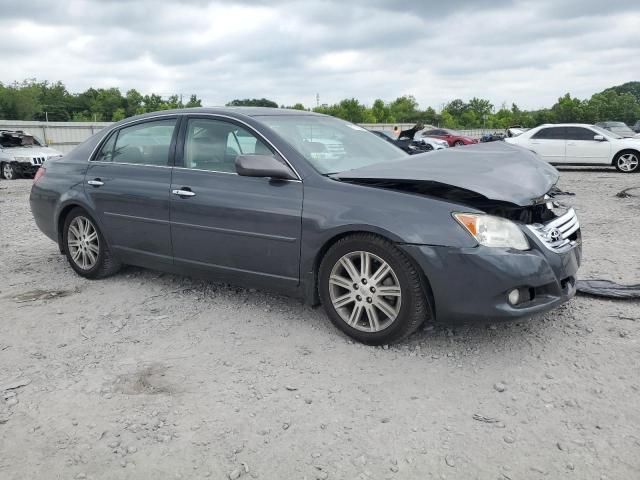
[304,230,436,318]
[56,203,84,253]
[56,201,106,254]
[611,148,640,166]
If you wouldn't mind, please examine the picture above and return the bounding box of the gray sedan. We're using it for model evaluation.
[30,108,581,344]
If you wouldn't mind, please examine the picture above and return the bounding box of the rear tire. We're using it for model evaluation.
[614,151,639,173]
[454,140,465,147]
[62,207,121,279]
[318,234,430,345]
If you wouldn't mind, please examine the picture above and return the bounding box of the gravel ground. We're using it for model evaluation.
[1,169,639,480]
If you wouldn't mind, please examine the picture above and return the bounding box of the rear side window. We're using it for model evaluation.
[95,119,177,166]
[532,127,566,140]
[566,127,597,141]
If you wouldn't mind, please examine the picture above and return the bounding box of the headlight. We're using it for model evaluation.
[13,156,32,162]
[453,213,530,250]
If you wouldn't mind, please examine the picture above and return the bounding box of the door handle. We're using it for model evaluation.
[172,188,196,197]
[567,142,576,146]
[87,178,104,187]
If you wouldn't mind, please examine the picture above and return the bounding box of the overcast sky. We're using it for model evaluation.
[1,0,639,110]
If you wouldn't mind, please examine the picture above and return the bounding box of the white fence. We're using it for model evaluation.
[0,120,111,154]
[1,120,503,154]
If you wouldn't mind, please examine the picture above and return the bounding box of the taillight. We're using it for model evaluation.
[34,167,46,184]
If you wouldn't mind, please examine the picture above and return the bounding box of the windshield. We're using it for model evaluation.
[257,115,407,174]
[0,131,43,148]
[608,125,635,136]
[592,125,623,139]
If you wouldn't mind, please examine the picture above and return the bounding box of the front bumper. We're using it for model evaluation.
[400,239,581,323]
[13,161,39,177]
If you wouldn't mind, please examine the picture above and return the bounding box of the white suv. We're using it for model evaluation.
[505,123,640,173]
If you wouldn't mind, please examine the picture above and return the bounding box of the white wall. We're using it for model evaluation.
[0,120,111,153]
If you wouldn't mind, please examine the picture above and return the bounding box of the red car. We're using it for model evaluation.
[418,128,479,147]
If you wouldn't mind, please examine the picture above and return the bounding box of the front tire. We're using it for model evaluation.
[318,234,430,345]
[62,208,121,279]
[1,162,17,180]
[614,151,639,173]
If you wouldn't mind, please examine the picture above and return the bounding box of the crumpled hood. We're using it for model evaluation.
[335,141,559,206]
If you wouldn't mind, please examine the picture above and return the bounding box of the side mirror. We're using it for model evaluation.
[235,154,297,180]
[593,134,605,141]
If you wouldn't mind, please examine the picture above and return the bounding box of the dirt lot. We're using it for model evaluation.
[1,170,639,480]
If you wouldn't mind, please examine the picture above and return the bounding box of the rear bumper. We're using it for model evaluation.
[400,241,581,323]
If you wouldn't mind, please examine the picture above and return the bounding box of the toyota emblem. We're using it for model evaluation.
[548,228,561,242]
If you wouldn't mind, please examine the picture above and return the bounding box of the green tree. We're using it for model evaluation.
[185,94,202,108]
[388,95,419,122]
[444,99,468,118]
[439,110,457,128]
[284,103,306,110]
[371,99,393,123]
[111,108,126,121]
[125,89,143,116]
[226,98,278,108]
[467,97,493,119]
[550,93,585,123]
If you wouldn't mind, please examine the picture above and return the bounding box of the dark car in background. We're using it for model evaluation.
[369,129,432,154]
[30,108,581,345]
[632,121,640,133]
[418,128,479,147]
[595,121,640,138]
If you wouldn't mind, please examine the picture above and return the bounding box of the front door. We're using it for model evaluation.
[565,126,612,164]
[84,117,178,265]
[169,116,303,289]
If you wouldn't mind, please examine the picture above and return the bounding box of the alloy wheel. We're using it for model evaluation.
[67,216,100,270]
[328,251,402,332]
[617,153,639,172]
[3,163,14,180]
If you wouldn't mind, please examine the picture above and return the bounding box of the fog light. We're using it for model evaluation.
[508,289,520,305]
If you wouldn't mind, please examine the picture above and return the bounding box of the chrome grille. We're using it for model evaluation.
[526,208,580,253]
[31,157,46,165]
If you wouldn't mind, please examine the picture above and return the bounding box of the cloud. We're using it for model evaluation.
[0,0,638,109]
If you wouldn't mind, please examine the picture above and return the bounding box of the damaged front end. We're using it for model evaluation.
[334,141,581,241]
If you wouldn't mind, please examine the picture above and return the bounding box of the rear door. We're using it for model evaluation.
[565,126,612,164]
[84,117,178,265]
[528,126,567,163]
[169,115,303,289]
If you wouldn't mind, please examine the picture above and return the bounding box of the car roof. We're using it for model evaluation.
[117,107,324,124]
[536,123,598,128]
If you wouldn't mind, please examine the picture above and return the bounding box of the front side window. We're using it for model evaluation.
[183,118,274,173]
[532,127,566,140]
[95,119,177,165]
[566,127,598,141]
[421,130,438,136]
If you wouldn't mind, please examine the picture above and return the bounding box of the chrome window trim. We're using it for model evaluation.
[87,112,302,181]
[172,165,302,182]
[90,160,173,169]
